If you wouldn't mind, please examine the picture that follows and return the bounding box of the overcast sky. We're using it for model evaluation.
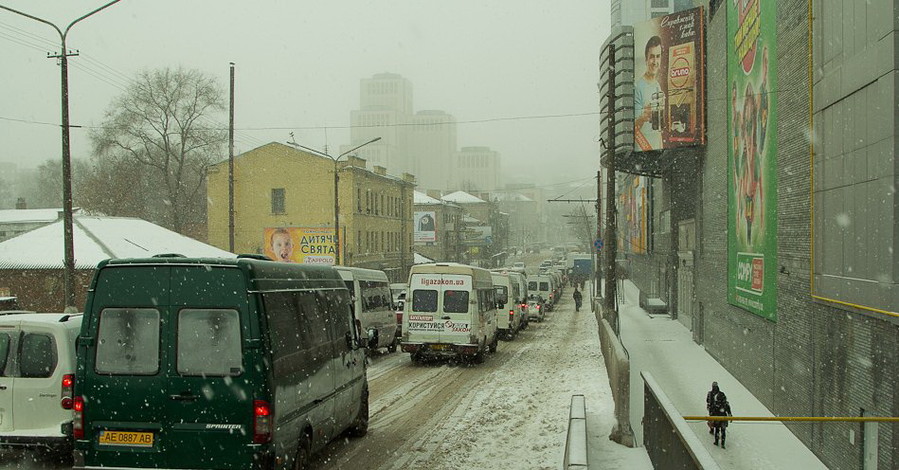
[1,0,610,187]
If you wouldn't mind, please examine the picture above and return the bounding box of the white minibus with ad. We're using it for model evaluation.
[401,263,498,363]
[491,272,522,340]
[335,266,398,352]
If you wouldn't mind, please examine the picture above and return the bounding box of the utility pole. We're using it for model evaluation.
[228,62,235,253]
[0,1,122,311]
[595,169,602,298]
[603,44,619,334]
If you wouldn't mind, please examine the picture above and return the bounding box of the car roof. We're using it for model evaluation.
[0,312,83,328]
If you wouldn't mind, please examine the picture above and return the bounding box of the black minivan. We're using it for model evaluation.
[73,256,369,469]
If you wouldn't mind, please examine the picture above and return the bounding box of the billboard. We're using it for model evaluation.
[633,6,706,152]
[263,227,336,265]
[618,175,649,255]
[414,211,437,243]
[727,0,777,321]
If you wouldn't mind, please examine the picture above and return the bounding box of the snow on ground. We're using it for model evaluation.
[618,279,828,469]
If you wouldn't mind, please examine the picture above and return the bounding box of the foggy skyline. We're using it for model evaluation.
[1,1,611,189]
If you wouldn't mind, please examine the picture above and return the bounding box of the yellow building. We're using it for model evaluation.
[207,142,415,281]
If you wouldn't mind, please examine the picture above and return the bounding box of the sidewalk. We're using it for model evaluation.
[616,279,828,469]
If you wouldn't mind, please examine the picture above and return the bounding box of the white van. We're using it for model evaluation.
[507,271,530,330]
[491,272,522,340]
[528,274,555,310]
[0,312,82,456]
[336,266,399,352]
[401,263,498,363]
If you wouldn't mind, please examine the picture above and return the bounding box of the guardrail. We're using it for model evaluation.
[642,372,720,470]
[563,394,588,469]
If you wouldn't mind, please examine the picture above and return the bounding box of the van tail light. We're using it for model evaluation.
[73,396,85,439]
[61,374,74,409]
[253,400,272,444]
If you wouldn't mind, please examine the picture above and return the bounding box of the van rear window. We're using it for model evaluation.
[540,282,549,291]
[96,308,160,375]
[177,309,243,376]
[412,289,437,312]
[444,291,469,313]
[528,281,538,290]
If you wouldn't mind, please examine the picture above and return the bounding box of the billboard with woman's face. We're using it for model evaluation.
[727,0,777,321]
[633,6,706,152]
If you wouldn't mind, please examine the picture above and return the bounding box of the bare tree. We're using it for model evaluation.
[90,67,226,233]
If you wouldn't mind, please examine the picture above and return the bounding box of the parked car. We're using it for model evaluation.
[526,298,545,322]
[0,312,82,458]
[73,256,368,470]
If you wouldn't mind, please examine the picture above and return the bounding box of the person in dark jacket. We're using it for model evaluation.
[706,381,732,448]
[572,288,583,312]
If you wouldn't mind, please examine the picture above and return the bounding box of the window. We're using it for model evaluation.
[540,282,549,291]
[412,289,438,312]
[177,309,243,376]
[96,308,160,375]
[20,333,57,378]
[360,281,391,312]
[262,291,334,379]
[0,333,8,376]
[444,290,469,313]
[651,0,669,7]
[357,189,362,212]
[271,188,286,214]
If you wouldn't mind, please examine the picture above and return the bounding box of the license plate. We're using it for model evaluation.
[98,430,154,447]
[429,343,450,351]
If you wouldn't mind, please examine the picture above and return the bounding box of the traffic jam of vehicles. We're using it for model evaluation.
[0,251,582,469]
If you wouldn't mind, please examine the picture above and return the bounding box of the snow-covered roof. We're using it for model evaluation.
[413,191,443,205]
[0,216,234,270]
[461,215,481,224]
[0,208,68,224]
[441,191,486,204]
[414,252,435,264]
[492,192,534,202]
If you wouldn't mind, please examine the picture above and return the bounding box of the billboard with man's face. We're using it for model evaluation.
[414,211,437,243]
[633,6,706,152]
[264,227,336,264]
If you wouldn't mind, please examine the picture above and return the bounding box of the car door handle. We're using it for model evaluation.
[0,385,6,390]
[170,393,198,401]
[441,316,451,320]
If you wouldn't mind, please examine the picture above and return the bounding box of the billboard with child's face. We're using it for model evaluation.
[727,0,777,321]
[633,6,706,152]
[264,227,336,264]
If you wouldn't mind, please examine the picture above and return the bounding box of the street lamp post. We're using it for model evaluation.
[286,137,381,265]
[0,1,122,311]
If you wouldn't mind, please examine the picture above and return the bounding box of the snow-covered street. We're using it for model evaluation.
[312,291,650,470]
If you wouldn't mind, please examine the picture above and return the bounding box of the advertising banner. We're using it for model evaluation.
[263,227,336,265]
[727,0,777,321]
[633,6,706,152]
[414,211,437,243]
[618,175,649,254]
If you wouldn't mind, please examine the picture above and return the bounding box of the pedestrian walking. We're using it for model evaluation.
[706,381,732,448]
[572,288,583,312]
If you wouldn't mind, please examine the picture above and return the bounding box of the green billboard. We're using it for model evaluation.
[727,0,777,321]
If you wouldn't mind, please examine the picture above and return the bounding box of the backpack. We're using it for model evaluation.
[710,391,729,415]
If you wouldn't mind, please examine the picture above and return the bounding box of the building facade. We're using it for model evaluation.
[601,1,899,468]
[452,146,501,192]
[207,142,415,281]
[348,73,459,192]
[412,191,464,263]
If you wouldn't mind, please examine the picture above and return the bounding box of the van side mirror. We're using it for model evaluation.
[345,331,357,350]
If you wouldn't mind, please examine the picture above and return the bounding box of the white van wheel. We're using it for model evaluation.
[387,337,398,353]
[488,335,499,353]
[347,385,369,437]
